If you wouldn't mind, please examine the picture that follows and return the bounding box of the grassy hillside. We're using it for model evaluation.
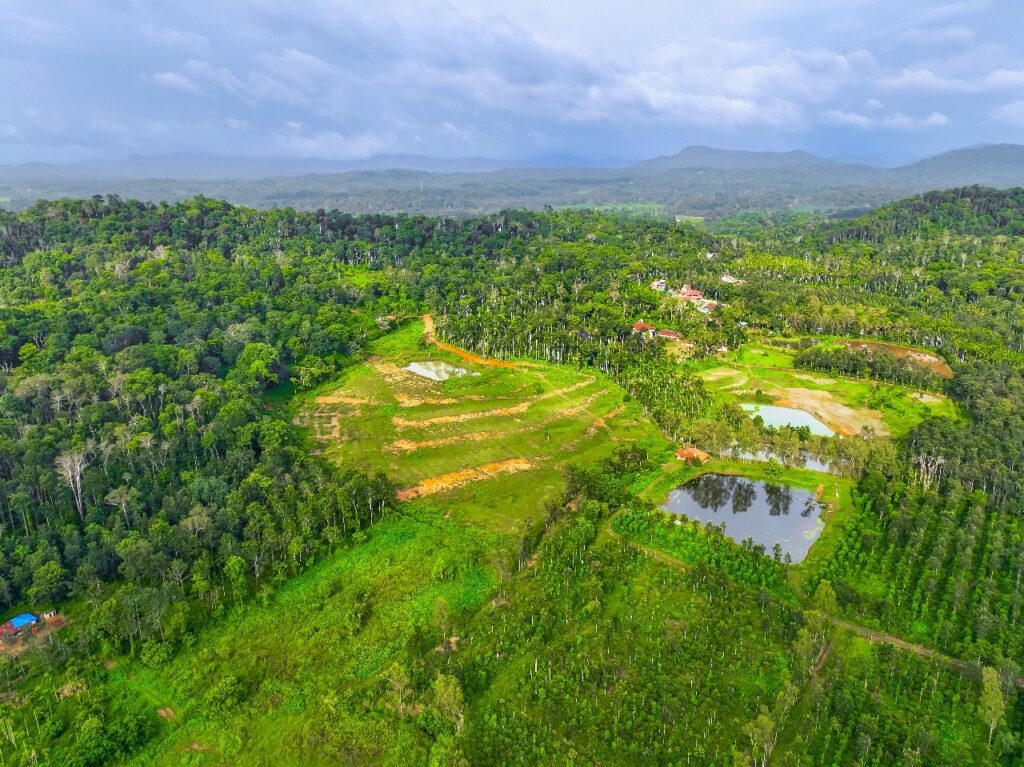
[295,320,667,532]
[112,512,502,766]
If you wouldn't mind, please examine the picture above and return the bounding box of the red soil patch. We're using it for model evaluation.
[838,340,954,379]
[396,458,535,500]
[393,401,531,427]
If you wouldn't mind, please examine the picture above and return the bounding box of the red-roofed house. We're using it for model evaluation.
[632,321,656,337]
[676,284,703,300]
[656,329,681,340]
[676,447,710,464]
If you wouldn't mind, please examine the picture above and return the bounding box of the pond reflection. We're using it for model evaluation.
[661,474,826,563]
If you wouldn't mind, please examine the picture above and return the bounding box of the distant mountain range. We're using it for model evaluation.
[2,144,1023,218]
[629,145,845,171]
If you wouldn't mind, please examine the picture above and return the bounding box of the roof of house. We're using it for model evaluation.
[9,613,37,629]
[676,447,710,463]
[656,329,681,338]
[633,322,656,331]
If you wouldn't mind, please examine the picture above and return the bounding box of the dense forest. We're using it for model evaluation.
[2,188,1024,764]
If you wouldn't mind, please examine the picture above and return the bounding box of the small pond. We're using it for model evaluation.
[736,449,834,475]
[661,474,826,563]
[404,360,479,381]
[741,404,834,437]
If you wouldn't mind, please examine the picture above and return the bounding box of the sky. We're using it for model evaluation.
[1,0,1023,165]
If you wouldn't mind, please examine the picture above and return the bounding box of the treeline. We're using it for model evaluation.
[0,197,422,645]
[794,342,946,390]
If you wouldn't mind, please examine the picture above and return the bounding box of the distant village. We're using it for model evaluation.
[641,272,748,466]
[633,273,745,354]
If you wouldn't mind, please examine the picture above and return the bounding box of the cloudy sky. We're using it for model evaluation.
[1,0,1023,164]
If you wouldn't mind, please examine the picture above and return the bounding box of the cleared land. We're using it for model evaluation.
[693,340,957,437]
[296,320,666,531]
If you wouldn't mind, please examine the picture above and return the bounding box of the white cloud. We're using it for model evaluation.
[882,111,950,129]
[992,100,1024,125]
[139,23,207,49]
[272,125,391,159]
[823,109,873,128]
[152,71,200,93]
[821,109,949,130]
[896,25,975,44]
[882,68,974,91]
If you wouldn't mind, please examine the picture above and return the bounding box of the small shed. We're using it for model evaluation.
[2,613,38,635]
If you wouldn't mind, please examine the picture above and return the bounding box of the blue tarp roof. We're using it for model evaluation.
[10,614,37,629]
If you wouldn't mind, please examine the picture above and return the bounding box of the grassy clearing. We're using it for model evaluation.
[295,320,666,532]
[692,339,956,437]
[122,512,502,766]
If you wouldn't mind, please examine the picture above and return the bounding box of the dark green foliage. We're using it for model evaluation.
[794,343,944,390]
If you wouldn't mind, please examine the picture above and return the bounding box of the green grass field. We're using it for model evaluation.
[295,321,667,532]
[691,340,957,437]
[118,512,502,766]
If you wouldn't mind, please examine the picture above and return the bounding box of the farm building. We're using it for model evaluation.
[720,274,746,285]
[656,329,681,340]
[650,279,668,292]
[1,613,37,635]
[676,447,710,464]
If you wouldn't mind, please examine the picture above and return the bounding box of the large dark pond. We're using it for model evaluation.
[660,474,826,563]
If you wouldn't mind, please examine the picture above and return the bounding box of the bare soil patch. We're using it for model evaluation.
[700,367,743,381]
[396,458,535,500]
[389,430,507,452]
[587,405,627,439]
[775,387,888,437]
[393,401,531,427]
[315,394,376,406]
[839,340,954,378]
[793,373,836,385]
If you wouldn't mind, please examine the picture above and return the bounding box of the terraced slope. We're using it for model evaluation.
[297,320,666,531]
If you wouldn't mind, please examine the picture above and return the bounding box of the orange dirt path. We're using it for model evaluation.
[422,313,516,368]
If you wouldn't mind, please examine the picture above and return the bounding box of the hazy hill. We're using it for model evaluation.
[892,144,1024,188]
[629,144,844,172]
[2,143,1023,217]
